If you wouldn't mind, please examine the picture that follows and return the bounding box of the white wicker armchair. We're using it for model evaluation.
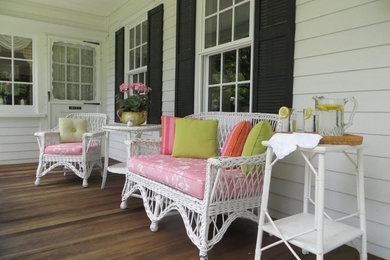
[120,112,280,259]
[34,113,108,187]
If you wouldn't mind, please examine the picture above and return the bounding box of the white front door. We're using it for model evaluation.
[48,38,101,127]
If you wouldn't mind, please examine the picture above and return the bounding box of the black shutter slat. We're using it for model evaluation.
[147,4,164,124]
[252,0,296,113]
[175,0,196,117]
[114,27,125,122]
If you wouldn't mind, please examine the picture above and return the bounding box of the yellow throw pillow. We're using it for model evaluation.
[172,118,218,159]
[58,118,87,142]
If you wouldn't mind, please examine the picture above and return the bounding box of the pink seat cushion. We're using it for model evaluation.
[44,142,98,155]
[128,154,263,200]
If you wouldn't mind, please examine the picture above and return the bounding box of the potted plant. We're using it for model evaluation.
[116,82,152,126]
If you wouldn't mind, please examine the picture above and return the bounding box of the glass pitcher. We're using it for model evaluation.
[313,96,358,136]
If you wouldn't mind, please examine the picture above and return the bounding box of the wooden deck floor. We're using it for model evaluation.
[0,162,382,260]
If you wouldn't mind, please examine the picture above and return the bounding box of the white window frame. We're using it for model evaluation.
[48,36,101,105]
[195,0,254,113]
[0,33,37,115]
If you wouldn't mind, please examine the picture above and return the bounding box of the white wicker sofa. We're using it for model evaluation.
[120,112,280,259]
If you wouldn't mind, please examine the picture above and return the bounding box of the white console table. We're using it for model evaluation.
[101,123,161,189]
[255,143,367,260]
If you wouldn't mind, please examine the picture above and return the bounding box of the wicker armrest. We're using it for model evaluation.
[124,138,161,157]
[207,153,266,168]
[83,131,105,139]
[34,131,60,151]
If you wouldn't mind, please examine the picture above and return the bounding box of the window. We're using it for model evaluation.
[51,42,95,101]
[0,34,33,106]
[203,0,252,112]
[126,21,148,84]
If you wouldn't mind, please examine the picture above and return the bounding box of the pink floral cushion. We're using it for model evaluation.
[128,154,263,200]
[44,142,98,155]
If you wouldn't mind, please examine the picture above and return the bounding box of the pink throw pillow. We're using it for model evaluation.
[221,121,252,157]
[160,115,177,155]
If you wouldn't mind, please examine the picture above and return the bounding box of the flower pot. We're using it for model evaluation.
[117,111,147,126]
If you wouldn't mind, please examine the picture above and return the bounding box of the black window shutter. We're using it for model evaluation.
[114,27,125,122]
[252,0,296,113]
[147,4,164,124]
[175,0,196,117]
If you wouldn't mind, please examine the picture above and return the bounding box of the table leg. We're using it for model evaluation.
[357,148,367,260]
[101,131,109,189]
[316,153,325,260]
[303,152,311,214]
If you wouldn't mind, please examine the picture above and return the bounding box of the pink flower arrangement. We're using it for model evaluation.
[119,83,152,93]
[116,82,152,112]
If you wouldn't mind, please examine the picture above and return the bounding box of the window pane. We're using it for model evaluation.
[0,58,11,81]
[81,85,94,100]
[67,84,80,100]
[0,35,11,58]
[129,28,135,49]
[223,50,236,83]
[129,50,134,70]
[0,83,12,105]
[67,47,79,64]
[208,87,220,111]
[142,21,148,44]
[222,85,235,112]
[14,60,32,82]
[238,47,251,81]
[219,9,232,45]
[234,2,250,40]
[139,73,144,83]
[219,0,232,10]
[135,47,140,68]
[81,67,93,83]
[133,74,138,83]
[52,45,65,63]
[209,54,221,84]
[14,37,32,60]
[136,24,141,46]
[206,0,217,16]
[67,65,79,82]
[141,45,147,67]
[81,49,93,66]
[52,64,65,81]
[235,0,245,3]
[238,84,249,112]
[53,82,65,100]
[14,84,32,105]
[205,16,217,48]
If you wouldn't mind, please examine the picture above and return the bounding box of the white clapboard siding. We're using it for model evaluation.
[271,1,390,258]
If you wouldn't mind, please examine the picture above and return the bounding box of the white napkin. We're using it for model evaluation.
[268,133,323,159]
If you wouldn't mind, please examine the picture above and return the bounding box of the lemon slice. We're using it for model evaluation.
[303,107,312,120]
[315,104,343,111]
[278,106,290,119]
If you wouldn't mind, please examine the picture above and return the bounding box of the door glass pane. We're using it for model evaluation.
[14,37,32,60]
[205,16,217,48]
[129,28,135,49]
[142,21,148,44]
[0,35,11,58]
[0,83,12,105]
[219,9,232,45]
[67,65,79,82]
[53,82,65,100]
[67,47,79,64]
[222,85,235,112]
[14,84,32,105]
[206,0,217,16]
[209,54,221,84]
[223,50,236,83]
[219,0,233,10]
[14,60,32,82]
[136,24,141,46]
[135,47,141,68]
[141,45,147,67]
[67,84,80,100]
[52,45,65,63]
[129,50,134,70]
[81,85,94,100]
[0,59,11,81]
[234,2,250,40]
[238,84,249,112]
[238,47,251,81]
[208,87,220,111]
[81,67,93,83]
[52,64,65,81]
[81,49,93,66]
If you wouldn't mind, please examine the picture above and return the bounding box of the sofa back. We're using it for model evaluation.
[186,112,280,155]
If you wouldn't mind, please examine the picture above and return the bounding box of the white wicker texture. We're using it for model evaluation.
[35,113,108,187]
[121,112,280,259]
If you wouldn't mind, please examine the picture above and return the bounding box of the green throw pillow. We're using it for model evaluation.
[172,118,218,159]
[241,121,272,174]
[58,118,87,142]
